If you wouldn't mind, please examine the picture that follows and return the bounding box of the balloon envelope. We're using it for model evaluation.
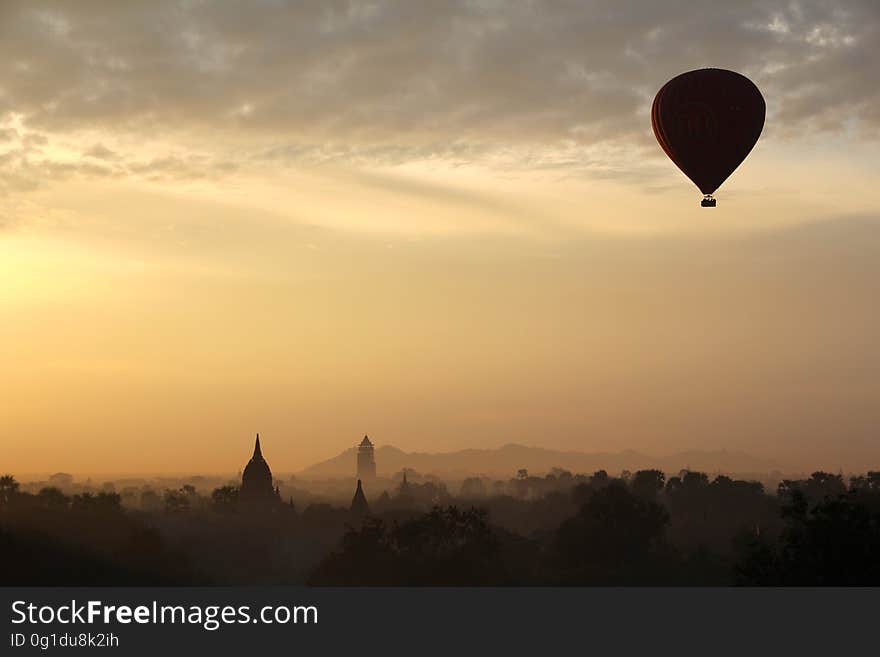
[652,69,765,196]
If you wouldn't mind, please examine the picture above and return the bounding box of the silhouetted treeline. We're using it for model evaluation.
[0,475,200,585]
[736,473,880,585]
[2,470,879,585]
[309,507,515,585]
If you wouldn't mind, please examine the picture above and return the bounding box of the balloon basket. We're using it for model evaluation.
[701,195,716,208]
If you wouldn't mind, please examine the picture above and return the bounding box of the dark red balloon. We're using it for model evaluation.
[652,69,765,202]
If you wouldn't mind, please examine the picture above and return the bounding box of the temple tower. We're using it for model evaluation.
[357,435,376,480]
[240,433,280,506]
[350,479,370,518]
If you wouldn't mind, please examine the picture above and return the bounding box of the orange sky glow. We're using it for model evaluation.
[2,1,879,475]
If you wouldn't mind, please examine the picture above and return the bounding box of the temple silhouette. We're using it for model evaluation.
[357,435,376,480]
[239,433,281,507]
[350,479,370,517]
[238,433,379,514]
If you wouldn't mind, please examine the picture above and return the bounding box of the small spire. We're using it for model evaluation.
[253,433,262,459]
[351,478,369,516]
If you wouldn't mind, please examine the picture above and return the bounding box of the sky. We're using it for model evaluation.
[1,0,879,475]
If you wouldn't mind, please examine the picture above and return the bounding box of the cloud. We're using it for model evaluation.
[2,2,877,139]
[84,143,119,160]
[125,154,239,181]
[0,0,876,191]
[0,143,121,195]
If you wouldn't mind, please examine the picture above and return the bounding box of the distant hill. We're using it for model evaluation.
[298,443,780,479]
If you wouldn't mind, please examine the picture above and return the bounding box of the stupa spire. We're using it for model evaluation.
[350,478,370,517]
[253,433,262,459]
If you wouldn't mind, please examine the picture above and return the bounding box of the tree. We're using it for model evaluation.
[460,477,487,498]
[71,491,122,513]
[37,487,69,509]
[681,470,710,490]
[850,471,880,492]
[630,470,665,500]
[736,489,880,585]
[211,485,240,512]
[777,472,846,506]
[0,474,20,506]
[163,489,191,514]
[664,470,711,516]
[555,483,672,584]
[549,467,572,481]
[139,488,161,511]
[310,506,506,585]
[590,470,610,488]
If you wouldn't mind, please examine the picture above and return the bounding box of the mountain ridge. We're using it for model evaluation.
[298,442,781,479]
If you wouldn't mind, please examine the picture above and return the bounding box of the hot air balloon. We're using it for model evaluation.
[651,68,765,207]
